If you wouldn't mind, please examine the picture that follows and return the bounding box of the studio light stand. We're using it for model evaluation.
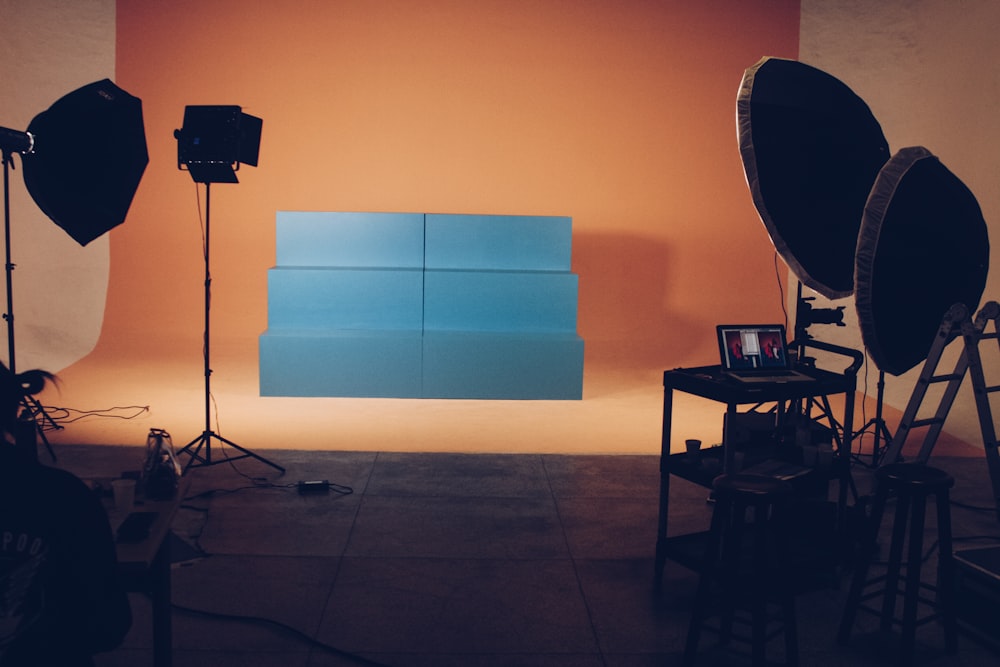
[793,285,893,466]
[790,284,852,435]
[172,106,282,473]
[1,144,58,460]
[0,80,149,460]
[853,369,894,466]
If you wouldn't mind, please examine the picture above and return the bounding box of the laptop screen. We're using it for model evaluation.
[717,324,791,372]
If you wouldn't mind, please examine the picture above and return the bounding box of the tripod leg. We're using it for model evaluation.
[211,431,285,473]
[178,430,285,474]
[178,432,211,471]
[23,395,59,462]
[33,420,56,462]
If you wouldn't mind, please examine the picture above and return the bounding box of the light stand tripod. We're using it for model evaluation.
[852,368,894,467]
[178,182,285,472]
[793,283,893,466]
[1,81,148,462]
[2,147,59,460]
[176,182,283,473]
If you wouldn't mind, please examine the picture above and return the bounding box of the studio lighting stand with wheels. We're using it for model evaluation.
[172,106,283,474]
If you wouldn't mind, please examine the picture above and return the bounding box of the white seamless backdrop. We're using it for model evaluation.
[0,0,115,372]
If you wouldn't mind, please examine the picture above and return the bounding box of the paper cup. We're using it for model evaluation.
[685,439,702,463]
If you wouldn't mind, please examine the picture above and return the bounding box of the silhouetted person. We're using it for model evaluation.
[0,362,131,666]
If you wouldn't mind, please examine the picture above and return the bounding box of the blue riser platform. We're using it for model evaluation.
[259,330,423,398]
[423,270,578,332]
[425,214,573,270]
[276,211,425,268]
[422,332,584,400]
[267,267,424,330]
[259,330,584,399]
[259,211,584,400]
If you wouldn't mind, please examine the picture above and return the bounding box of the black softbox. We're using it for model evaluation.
[855,147,989,376]
[21,79,149,246]
[737,57,890,299]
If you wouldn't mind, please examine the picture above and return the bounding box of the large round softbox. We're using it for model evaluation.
[20,79,148,246]
[855,146,989,376]
[737,57,890,299]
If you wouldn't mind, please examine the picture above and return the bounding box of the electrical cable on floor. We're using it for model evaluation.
[162,597,393,667]
[164,437,362,662]
[161,481,371,663]
[172,480,355,573]
[183,480,354,500]
[37,403,151,428]
[188,434,356,497]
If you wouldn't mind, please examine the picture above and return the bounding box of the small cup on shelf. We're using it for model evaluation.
[685,438,702,465]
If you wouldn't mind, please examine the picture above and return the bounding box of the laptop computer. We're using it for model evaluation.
[716,324,814,383]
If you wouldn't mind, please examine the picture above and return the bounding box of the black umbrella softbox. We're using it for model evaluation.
[737,57,890,299]
[855,147,989,376]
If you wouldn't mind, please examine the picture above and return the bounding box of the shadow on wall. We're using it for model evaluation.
[574,231,703,373]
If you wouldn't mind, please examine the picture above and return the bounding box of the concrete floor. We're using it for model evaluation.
[48,444,1000,666]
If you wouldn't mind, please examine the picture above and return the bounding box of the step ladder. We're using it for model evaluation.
[881,301,1000,519]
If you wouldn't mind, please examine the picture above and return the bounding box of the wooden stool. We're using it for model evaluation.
[837,462,958,665]
[684,473,798,666]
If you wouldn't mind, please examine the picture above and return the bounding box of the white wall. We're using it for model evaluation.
[0,0,115,371]
[799,0,1000,448]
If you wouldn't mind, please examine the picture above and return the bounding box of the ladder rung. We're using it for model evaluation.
[927,373,965,384]
[888,315,999,464]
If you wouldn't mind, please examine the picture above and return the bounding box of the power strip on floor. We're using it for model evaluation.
[297,480,330,494]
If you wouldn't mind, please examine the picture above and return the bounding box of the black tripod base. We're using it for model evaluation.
[18,394,59,463]
[178,430,285,474]
[852,417,894,468]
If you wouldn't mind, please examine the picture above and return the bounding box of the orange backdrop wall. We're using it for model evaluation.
[47,1,801,454]
[109,0,798,361]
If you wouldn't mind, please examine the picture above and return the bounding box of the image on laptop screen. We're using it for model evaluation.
[717,325,790,371]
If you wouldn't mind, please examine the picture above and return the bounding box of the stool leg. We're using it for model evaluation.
[719,502,746,647]
[684,497,731,664]
[935,488,958,655]
[773,505,799,667]
[880,492,912,633]
[751,504,768,667]
[899,495,926,667]
[783,596,799,667]
[838,490,888,644]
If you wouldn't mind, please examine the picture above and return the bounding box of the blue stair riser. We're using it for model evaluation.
[423,270,578,332]
[259,330,583,400]
[259,330,423,398]
[261,211,583,399]
[275,211,425,268]
[425,213,572,271]
[267,267,423,330]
